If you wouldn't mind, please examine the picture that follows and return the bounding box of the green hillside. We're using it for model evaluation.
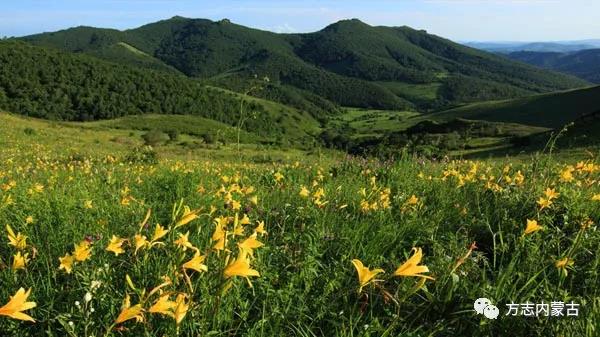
[20,17,589,111]
[507,49,600,83]
[0,41,319,142]
[424,85,600,128]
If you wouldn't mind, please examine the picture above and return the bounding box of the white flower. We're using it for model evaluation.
[75,301,80,307]
[84,292,92,303]
[90,307,95,313]
[68,321,74,327]
[91,280,102,290]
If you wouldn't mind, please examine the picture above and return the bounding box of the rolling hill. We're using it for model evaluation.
[422,85,600,128]
[0,40,319,142]
[506,49,600,83]
[20,17,588,111]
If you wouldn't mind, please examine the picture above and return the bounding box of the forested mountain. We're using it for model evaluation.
[0,41,320,140]
[20,17,589,111]
[507,49,600,83]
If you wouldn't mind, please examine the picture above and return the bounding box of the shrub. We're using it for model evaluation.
[142,130,166,146]
[24,127,36,135]
[167,130,180,141]
[125,146,159,164]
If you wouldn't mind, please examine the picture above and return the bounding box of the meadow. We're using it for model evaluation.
[1,112,599,337]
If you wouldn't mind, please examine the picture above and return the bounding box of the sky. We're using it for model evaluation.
[2,0,600,41]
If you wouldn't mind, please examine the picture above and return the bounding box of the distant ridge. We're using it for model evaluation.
[20,17,588,111]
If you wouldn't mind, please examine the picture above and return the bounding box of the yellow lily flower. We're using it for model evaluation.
[524,219,543,235]
[555,257,574,277]
[12,252,29,271]
[174,232,197,252]
[148,294,177,317]
[182,253,208,273]
[106,235,126,256]
[299,186,310,197]
[73,240,92,262]
[537,197,552,210]
[173,294,189,325]
[544,188,559,200]
[237,233,263,257]
[224,250,260,280]
[254,221,267,235]
[0,288,36,322]
[150,224,169,245]
[115,294,144,324]
[174,206,199,228]
[58,253,75,274]
[133,234,149,254]
[6,224,27,250]
[351,259,385,293]
[393,247,434,280]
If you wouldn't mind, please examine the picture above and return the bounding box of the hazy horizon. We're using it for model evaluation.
[2,0,600,42]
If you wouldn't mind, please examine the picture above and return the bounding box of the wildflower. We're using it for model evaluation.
[513,171,525,185]
[58,253,75,274]
[237,233,264,257]
[182,253,208,273]
[274,172,284,182]
[393,247,434,280]
[106,235,126,256]
[25,216,34,225]
[115,294,144,324]
[351,259,384,293]
[224,250,260,280]
[544,188,559,200]
[254,221,267,235]
[559,166,575,182]
[0,288,36,322]
[84,292,93,303]
[12,252,29,271]
[230,199,241,211]
[73,240,92,262]
[149,294,176,317]
[537,197,552,210]
[555,257,574,277]
[6,224,27,250]
[133,234,149,254]
[524,219,543,235]
[174,232,197,252]
[592,194,600,201]
[175,206,199,228]
[173,294,189,325]
[83,200,93,209]
[239,214,251,225]
[212,218,228,251]
[150,224,169,245]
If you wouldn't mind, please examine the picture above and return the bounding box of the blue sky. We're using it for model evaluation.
[2,0,600,41]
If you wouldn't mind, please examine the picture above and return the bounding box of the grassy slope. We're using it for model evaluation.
[0,111,335,163]
[424,85,600,128]
[1,108,599,337]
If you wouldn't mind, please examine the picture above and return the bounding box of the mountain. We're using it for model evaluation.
[0,40,319,141]
[506,49,600,83]
[464,40,600,53]
[20,17,588,111]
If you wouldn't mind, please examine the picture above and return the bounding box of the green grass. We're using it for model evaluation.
[1,108,599,337]
[377,81,442,102]
[425,85,600,128]
[330,108,420,137]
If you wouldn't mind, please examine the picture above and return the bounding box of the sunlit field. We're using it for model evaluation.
[1,114,599,337]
